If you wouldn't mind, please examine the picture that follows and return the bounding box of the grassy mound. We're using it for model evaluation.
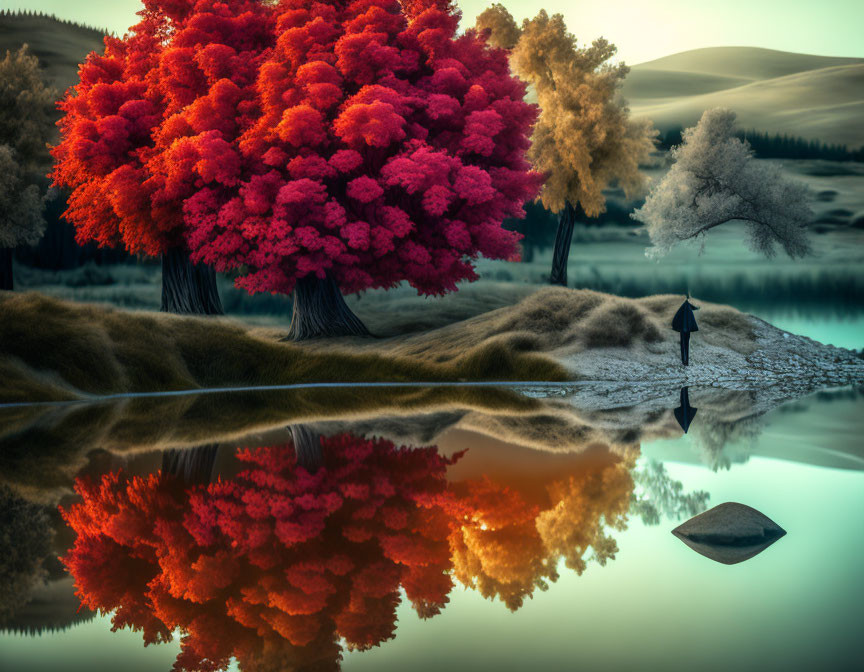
[0,288,757,403]
[0,292,568,403]
[354,287,756,365]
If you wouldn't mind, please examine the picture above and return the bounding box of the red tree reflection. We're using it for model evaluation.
[62,435,634,670]
[62,434,457,671]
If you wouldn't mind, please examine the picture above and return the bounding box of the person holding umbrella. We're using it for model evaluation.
[672,293,699,365]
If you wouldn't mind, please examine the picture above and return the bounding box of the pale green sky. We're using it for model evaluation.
[4,0,863,64]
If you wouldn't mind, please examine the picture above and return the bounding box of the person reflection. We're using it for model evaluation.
[674,387,698,434]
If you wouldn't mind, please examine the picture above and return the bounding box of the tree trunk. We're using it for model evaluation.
[285,272,370,341]
[549,202,579,287]
[161,444,219,485]
[0,247,12,290]
[522,243,535,263]
[161,247,223,315]
[291,425,324,472]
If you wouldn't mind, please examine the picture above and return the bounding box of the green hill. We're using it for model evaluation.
[631,46,862,80]
[0,11,106,93]
[623,47,864,146]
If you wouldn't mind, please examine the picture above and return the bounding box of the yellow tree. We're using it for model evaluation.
[476,6,656,285]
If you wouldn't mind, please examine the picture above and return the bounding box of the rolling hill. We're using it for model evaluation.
[0,11,105,93]
[623,47,864,146]
[1,16,861,148]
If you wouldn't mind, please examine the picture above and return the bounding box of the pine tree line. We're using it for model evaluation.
[0,9,108,36]
[657,125,863,162]
[738,129,864,162]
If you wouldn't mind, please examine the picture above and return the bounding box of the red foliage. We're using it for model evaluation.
[53,0,540,296]
[61,434,458,671]
[61,432,635,667]
[51,1,275,255]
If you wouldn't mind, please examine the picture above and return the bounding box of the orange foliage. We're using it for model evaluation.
[445,449,635,610]
[62,435,635,669]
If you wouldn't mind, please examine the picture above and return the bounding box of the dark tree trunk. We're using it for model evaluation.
[0,247,12,290]
[291,425,324,472]
[161,247,223,315]
[285,272,370,341]
[522,243,535,263]
[161,444,219,485]
[549,202,580,287]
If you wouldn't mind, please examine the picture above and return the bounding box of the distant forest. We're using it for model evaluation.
[0,9,108,35]
[657,126,864,162]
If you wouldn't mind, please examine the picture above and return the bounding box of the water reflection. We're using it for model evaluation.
[56,431,692,670]
[674,387,697,434]
[1,386,861,671]
[62,434,459,670]
[629,461,709,526]
[0,486,95,635]
[4,385,860,507]
[0,486,54,629]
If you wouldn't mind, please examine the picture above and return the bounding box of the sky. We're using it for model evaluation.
[4,0,863,64]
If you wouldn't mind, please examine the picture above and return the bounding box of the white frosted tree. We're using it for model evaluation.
[632,108,813,259]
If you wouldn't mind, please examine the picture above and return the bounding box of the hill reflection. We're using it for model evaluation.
[4,385,862,508]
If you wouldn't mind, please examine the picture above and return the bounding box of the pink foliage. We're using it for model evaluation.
[54,0,540,297]
[186,0,540,296]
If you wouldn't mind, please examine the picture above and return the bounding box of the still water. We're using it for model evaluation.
[1,384,862,672]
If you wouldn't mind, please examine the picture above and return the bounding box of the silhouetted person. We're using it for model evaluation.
[672,294,699,365]
[673,386,697,433]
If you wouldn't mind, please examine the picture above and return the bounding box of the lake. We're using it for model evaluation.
[1,383,861,672]
[3,159,862,671]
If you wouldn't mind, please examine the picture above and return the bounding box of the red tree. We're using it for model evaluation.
[181,0,540,337]
[53,1,538,332]
[51,0,275,314]
[61,434,458,671]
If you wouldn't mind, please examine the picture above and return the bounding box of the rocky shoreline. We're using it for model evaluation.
[530,316,864,410]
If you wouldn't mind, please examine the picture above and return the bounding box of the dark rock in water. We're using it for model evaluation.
[672,502,785,565]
